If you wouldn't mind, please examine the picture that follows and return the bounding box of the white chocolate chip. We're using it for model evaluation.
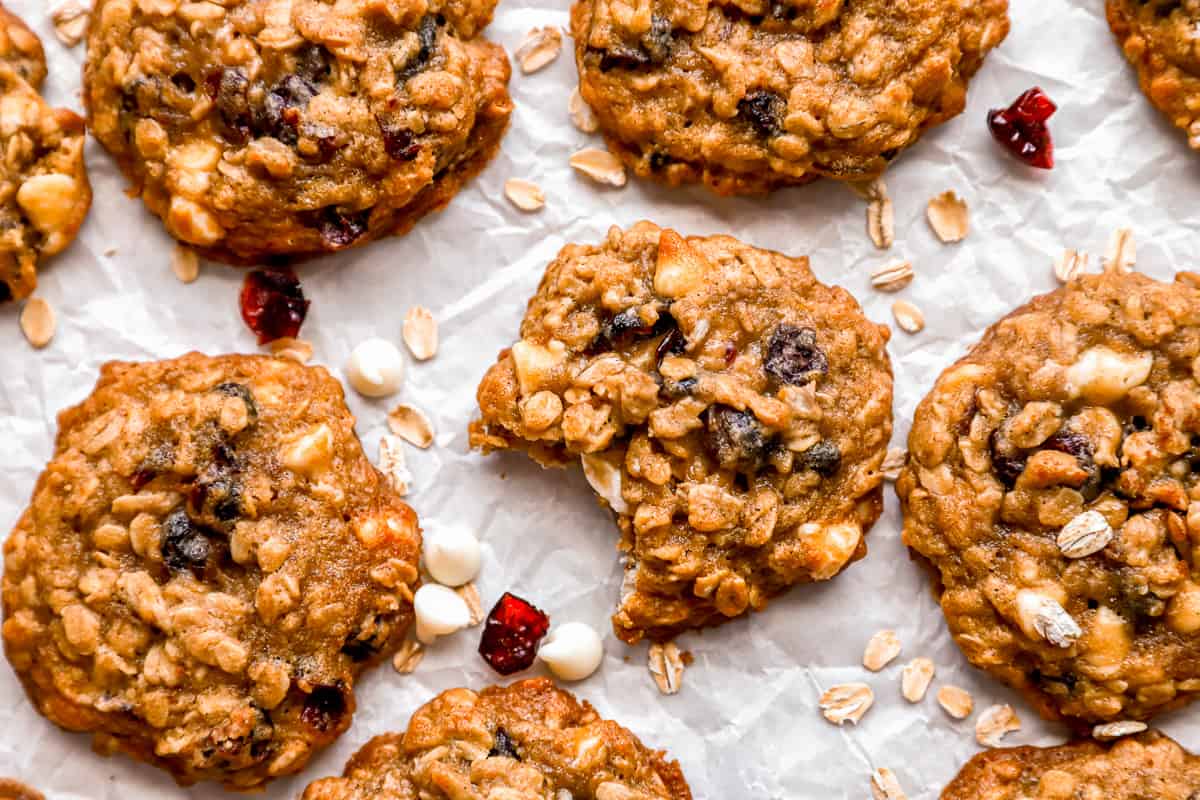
[346,338,405,398]
[581,453,628,513]
[538,622,604,681]
[1065,346,1153,403]
[413,584,471,644]
[423,527,482,587]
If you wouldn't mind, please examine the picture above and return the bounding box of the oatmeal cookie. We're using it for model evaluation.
[1107,0,1200,151]
[0,64,90,303]
[0,4,45,89]
[470,222,892,643]
[0,780,43,800]
[941,730,1200,799]
[1,353,421,789]
[83,0,512,264]
[898,270,1200,725]
[570,0,1009,195]
[301,678,693,800]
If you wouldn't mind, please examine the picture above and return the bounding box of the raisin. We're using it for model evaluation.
[706,406,770,472]
[240,268,310,344]
[295,43,333,84]
[205,67,252,145]
[1044,429,1100,498]
[989,428,1026,487]
[399,15,439,80]
[214,382,259,425]
[799,440,841,477]
[642,14,672,63]
[987,87,1056,170]
[377,117,421,161]
[488,727,520,759]
[161,509,212,574]
[0,281,11,304]
[763,324,828,385]
[648,151,670,171]
[303,206,372,250]
[340,636,378,662]
[597,45,649,71]
[299,122,341,162]
[656,327,687,362]
[738,91,785,139]
[300,685,348,731]
[478,592,550,675]
[170,72,196,93]
[259,75,319,145]
[660,376,697,399]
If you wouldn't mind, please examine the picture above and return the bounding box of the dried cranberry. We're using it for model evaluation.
[478,592,550,675]
[1043,429,1093,462]
[161,509,212,573]
[656,327,686,362]
[738,91,785,139]
[301,685,347,731]
[205,68,252,144]
[724,342,738,365]
[377,117,421,161]
[764,324,828,385]
[399,15,439,80]
[706,406,769,472]
[258,75,319,144]
[304,206,372,250]
[240,268,310,344]
[799,440,841,477]
[987,88,1057,169]
[488,727,520,760]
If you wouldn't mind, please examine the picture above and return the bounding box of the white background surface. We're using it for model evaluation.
[2,0,1199,796]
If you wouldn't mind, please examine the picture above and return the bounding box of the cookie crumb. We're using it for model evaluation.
[19,296,55,348]
[926,191,969,243]
[975,704,1021,747]
[569,148,627,187]
[937,685,974,719]
[504,178,545,211]
[648,642,684,695]
[515,27,562,74]
[402,306,438,360]
[881,447,907,481]
[267,337,313,364]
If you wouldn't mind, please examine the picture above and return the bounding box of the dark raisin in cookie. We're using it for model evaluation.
[1,353,421,788]
[301,678,693,800]
[898,270,1200,725]
[0,3,45,89]
[570,0,1009,194]
[470,222,892,643]
[84,0,512,263]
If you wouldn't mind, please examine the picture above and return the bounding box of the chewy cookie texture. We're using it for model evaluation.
[301,678,693,800]
[1,353,421,788]
[83,0,512,263]
[570,0,1009,194]
[471,222,893,643]
[899,270,1200,725]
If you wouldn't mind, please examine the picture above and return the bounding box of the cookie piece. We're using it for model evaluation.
[83,0,512,264]
[470,222,893,643]
[1,353,421,789]
[941,730,1200,799]
[301,678,693,800]
[0,3,45,88]
[1107,0,1200,150]
[0,779,44,800]
[570,0,1009,195]
[0,64,90,303]
[898,270,1200,724]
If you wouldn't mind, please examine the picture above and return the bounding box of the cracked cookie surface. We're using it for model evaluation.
[1107,0,1200,151]
[941,730,1200,799]
[0,3,45,89]
[84,0,512,264]
[0,64,90,303]
[301,678,693,800]
[570,0,1008,194]
[1,353,421,789]
[898,271,1200,725]
[470,222,892,643]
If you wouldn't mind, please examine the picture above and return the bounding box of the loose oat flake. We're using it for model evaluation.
[392,639,424,674]
[870,260,913,292]
[1106,228,1136,273]
[867,191,895,250]
[1057,510,1113,558]
[976,704,1021,747]
[50,0,89,46]
[171,243,199,283]
[648,642,684,695]
[870,767,908,800]
[937,685,973,719]
[19,296,55,348]
[900,657,935,702]
[379,435,413,495]
[515,27,562,74]
[402,306,438,360]
[504,178,545,212]
[458,582,484,626]
[267,337,313,363]
[570,148,627,187]
[819,683,874,725]
[892,300,925,334]
[863,629,902,672]
[387,404,435,449]
[882,448,907,482]
[569,87,599,133]
[1054,249,1089,283]
[926,191,969,243]
[1092,720,1148,741]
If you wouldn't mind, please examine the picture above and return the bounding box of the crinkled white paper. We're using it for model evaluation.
[2,0,1198,797]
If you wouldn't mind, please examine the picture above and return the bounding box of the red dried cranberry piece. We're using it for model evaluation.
[988,87,1057,169]
[240,268,310,344]
[478,592,550,675]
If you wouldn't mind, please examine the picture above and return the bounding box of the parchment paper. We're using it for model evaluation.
[2,0,1199,796]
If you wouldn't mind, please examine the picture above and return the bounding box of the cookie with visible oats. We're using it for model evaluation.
[0,63,90,303]
[1107,0,1200,151]
[1,353,421,789]
[941,730,1200,799]
[0,779,43,800]
[301,678,693,800]
[898,270,1200,725]
[569,0,1009,195]
[83,0,512,264]
[470,222,893,643]
[0,4,45,89]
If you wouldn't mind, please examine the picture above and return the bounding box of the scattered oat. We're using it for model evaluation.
[870,767,908,800]
[457,582,484,626]
[926,191,969,243]
[379,435,413,495]
[870,260,913,292]
[50,0,89,46]
[863,630,902,672]
[1105,228,1135,273]
[1054,249,1089,283]
[402,306,438,360]
[103,247,117,257]
[819,683,874,725]
[19,296,55,349]
[267,337,313,363]
[515,27,562,74]
[504,178,545,211]
[891,300,924,334]
[387,404,435,449]
[1092,720,1148,741]
[859,177,894,249]
[976,704,1021,747]
[170,243,200,283]
[882,448,907,482]
[570,148,627,187]
[1057,510,1114,559]
[392,639,424,674]
[900,657,935,702]
[569,87,598,133]
[937,685,974,719]
[648,642,684,695]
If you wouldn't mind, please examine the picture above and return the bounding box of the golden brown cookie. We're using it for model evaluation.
[898,270,1200,725]
[570,0,1009,194]
[301,678,693,800]
[471,222,893,643]
[1,353,421,789]
[0,3,45,89]
[0,779,44,800]
[83,0,512,264]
